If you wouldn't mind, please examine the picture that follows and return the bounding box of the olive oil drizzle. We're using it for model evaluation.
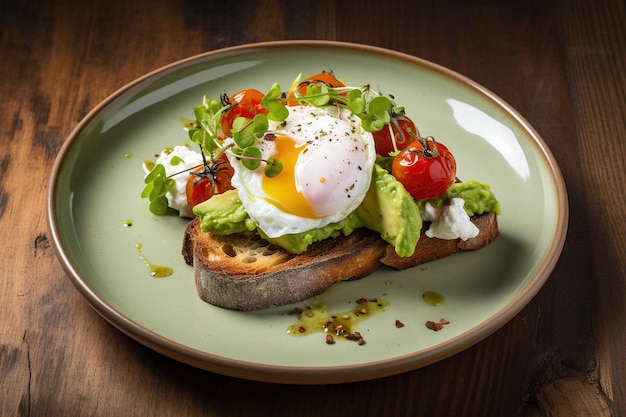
[422,290,445,306]
[136,242,173,278]
[287,298,390,342]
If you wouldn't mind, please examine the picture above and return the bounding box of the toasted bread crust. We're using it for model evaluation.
[380,212,499,269]
[182,212,499,310]
[183,217,387,310]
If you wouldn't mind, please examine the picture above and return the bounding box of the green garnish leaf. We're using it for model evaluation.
[149,197,169,216]
[188,127,200,141]
[232,113,269,149]
[368,96,392,118]
[360,96,392,132]
[265,100,289,121]
[265,82,283,99]
[141,163,176,215]
[264,157,283,178]
[144,163,166,184]
[347,89,366,115]
[192,95,229,147]
[240,146,262,170]
[261,83,289,122]
[170,156,184,166]
[232,117,256,148]
[305,84,332,106]
[251,113,269,132]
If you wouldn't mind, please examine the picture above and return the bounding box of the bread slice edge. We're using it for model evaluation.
[182,212,499,310]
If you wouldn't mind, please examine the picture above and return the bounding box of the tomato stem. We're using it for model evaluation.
[409,136,440,159]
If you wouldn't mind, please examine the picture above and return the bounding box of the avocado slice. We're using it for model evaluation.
[356,164,422,257]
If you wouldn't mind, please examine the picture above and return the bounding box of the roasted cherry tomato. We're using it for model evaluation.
[286,71,345,104]
[220,89,268,135]
[185,154,235,208]
[372,115,418,156]
[391,138,457,200]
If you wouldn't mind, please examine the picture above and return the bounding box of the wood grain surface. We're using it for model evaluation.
[1,0,624,415]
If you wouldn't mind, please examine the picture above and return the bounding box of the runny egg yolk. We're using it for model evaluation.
[262,135,317,218]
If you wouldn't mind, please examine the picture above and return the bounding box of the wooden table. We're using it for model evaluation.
[2,0,624,415]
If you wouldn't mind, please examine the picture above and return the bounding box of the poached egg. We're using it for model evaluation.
[228,105,376,238]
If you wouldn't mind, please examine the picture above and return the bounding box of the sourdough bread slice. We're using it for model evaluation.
[182,212,499,311]
[379,212,499,269]
[183,217,387,311]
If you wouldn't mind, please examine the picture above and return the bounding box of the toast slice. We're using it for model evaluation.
[182,217,388,311]
[380,212,499,269]
[182,212,498,311]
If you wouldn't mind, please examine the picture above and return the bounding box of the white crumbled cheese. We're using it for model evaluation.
[423,197,479,240]
[149,145,203,218]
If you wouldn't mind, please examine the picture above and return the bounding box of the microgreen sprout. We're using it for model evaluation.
[141,163,175,215]
[407,136,441,159]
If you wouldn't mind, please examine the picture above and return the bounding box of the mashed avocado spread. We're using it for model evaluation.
[193,165,500,256]
[425,179,501,217]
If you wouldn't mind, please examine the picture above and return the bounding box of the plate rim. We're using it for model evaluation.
[47,40,569,384]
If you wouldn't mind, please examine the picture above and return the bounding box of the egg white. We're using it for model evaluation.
[228,105,376,238]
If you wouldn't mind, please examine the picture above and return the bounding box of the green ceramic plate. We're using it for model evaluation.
[48,41,568,384]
